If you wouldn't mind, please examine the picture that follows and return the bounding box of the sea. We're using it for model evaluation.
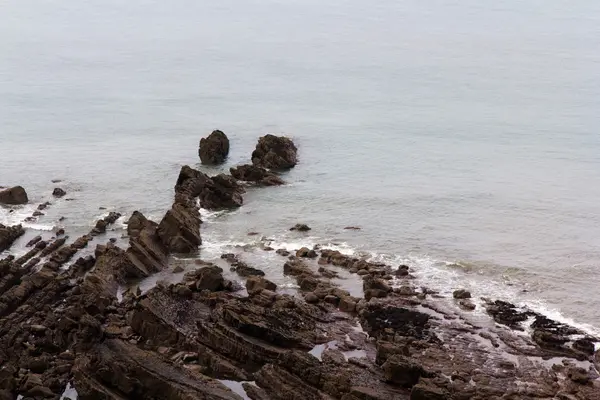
[1,0,600,334]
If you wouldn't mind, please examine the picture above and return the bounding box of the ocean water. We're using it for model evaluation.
[1,1,600,330]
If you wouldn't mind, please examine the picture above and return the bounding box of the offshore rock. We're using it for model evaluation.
[230,164,284,186]
[251,134,298,169]
[0,186,28,205]
[199,129,230,165]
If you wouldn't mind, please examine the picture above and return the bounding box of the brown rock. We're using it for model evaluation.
[251,134,298,169]
[199,130,230,164]
[230,164,284,185]
[410,381,449,400]
[0,223,25,252]
[246,276,278,293]
[304,292,319,303]
[0,186,28,205]
[290,223,311,232]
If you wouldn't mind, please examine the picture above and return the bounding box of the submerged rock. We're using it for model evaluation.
[0,186,28,205]
[230,164,284,186]
[290,223,311,232]
[251,134,298,169]
[199,129,230,165]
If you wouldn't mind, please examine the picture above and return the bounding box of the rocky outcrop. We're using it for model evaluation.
[52,188,67,198]
[251,135,298,169]
[175,165,244,210]
[0,224,25,252]
[0,186,28,205]
[230,164,284,186]
[199,130,230,165]
[158,200,201,253]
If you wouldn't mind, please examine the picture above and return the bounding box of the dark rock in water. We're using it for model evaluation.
[52,188,67,198]
[296,247,317,258]
[344,226,361,230]
[199,129,230,164]
[37,202,51,210]
[458,299,476,311]
[290,223,311,232]
[485,300,533,330]
[0,223,25,252]
[158,201,201,253]
[32,211,44,217]
[230,164,284,186]
[360,302,433,340]
[251,134,298,169]
[26,235,42,247]
[276,248,290,257]
[175,165,244,210]
[573,337,596,355]
[453,289,471,299]
[0,186,28,205]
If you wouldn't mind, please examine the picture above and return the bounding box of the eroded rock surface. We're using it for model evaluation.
[251,134,298,169]
[0,186,28,205]
[199,129,230,165]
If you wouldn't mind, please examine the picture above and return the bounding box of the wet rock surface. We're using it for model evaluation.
[1,138,599,400]
[251,134,298,169]
[199,129,230,165]
[230,164,284,186]
[0,186,28,205]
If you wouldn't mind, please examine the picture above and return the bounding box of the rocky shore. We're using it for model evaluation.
[0,133,599,400]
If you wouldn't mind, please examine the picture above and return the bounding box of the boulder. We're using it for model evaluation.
[290,223,311,232]
[453,289,471,299]
[199,130,230,164]
[0,186,28,205]
[251,134,298,169]
[0,224,25,252]
[158,201,201,253]
[410,381,449,400]
[52,188,67,198]
[230,164,284,185]
[174,166,244,210]
[246,276,278,293]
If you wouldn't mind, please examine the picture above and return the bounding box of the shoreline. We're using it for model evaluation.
[1,135,599,399]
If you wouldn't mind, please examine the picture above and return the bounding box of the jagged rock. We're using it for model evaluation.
[230,164,284,185]
[199,130,230,164]
[290,223,311,232]
[567,367,591,384]
[0,186,28,205]
[453,289,471,299]
[0,224,25,252]
[52,188,67,198]
[363,276,391,300]
[251,134,298,169]
[124,211,169,279]
[190,265,227,292]
[458,299,476,311]
[175,166,244,210]
[296,247,317,258]
[158,202,201,253]
[246,276,277,293]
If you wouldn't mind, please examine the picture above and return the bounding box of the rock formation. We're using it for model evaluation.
[251,134,298,169]
[0,224,25,252]
[230,164,284,186]
[175,165,244,210]
[199,129,230,164]
[0,186,28,205]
